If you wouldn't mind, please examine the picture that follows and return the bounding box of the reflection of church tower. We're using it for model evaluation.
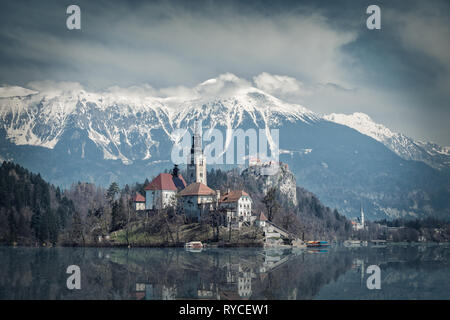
[187,120,207,185]
[360,201,365,228]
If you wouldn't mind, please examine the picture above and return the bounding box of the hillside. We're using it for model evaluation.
[0,161,357,245]
[0,161,76,245]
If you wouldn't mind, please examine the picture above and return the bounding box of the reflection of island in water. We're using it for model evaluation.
[117,247,352,300]
[0,244,449,300]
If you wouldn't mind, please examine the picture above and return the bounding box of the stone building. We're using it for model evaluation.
[177,182,216,219]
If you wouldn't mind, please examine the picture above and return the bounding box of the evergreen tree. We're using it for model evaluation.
[106,182,120,204]
[110,198,126,232]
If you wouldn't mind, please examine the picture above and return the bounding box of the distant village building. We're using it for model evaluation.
[178,182,216,219]
[186,120,207,185]
[144,169,186,210]
[132,192,146,211]
[219,190,253,228]
[352,202,366,231]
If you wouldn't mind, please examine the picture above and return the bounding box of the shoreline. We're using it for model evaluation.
[2,240,448,249]
[2,241,266,248]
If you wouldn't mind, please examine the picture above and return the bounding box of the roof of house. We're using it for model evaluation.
[133,192,146,202]
[144,173,186,191]
[178,182,216,197]
[258,212,268,221]
[219,190,250,203]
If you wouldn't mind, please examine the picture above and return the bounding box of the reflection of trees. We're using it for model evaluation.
[0,244,449,300]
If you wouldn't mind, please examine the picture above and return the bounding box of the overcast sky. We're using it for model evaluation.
[0,0,449,145]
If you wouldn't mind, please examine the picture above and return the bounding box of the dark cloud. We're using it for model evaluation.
[0,0,448,145]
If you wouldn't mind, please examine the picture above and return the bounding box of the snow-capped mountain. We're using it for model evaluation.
[0,76,317,165]
[324,112,450,170]
[0,75,449,221]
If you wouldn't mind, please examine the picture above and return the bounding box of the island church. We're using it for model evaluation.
[133,121,254,228]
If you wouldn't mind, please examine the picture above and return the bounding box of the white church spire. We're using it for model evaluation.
[187,120,207,185]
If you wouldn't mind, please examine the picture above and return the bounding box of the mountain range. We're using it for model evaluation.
[0,75,449,221]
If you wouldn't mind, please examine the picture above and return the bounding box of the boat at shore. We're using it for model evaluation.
[344,240,368,247]
[306,241,329,248]
[184,241,203,249]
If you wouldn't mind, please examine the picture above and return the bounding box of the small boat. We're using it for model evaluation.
[307,249,329,253]
[306,241,329,248]
[184,241,203,249]
[344,240,368,247]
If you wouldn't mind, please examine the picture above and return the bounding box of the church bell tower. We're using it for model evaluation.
[186,120,207,185]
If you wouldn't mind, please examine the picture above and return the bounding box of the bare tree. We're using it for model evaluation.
[262,187,280,221]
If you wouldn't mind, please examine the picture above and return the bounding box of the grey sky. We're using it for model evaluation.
[0,0,449,145]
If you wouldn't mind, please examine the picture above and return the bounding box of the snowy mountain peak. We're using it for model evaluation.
[324,112,450,170]
[324,112,395,142]
[0,77,448,171]
[0,77,318,165]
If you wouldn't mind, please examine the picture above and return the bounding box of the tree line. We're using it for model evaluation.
[3,161,447,246]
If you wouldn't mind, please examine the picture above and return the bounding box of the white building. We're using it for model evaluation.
[145,172,186,210]
[255,212,268,228]
[132,192,146,211]
[219,190,253,228]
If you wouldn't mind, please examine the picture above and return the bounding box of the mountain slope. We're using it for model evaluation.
[0,77,449,221]
[324,112,450,171]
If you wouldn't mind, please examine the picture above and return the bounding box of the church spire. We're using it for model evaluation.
[360,200,365,227]
[192,119,203,154]
[187,119,207,185]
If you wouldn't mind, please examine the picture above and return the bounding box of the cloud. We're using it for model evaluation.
[194,73,253,98]
[0,1,357,89]
[26,81,85,98]
[0,85,38,98]
[0,1,449,146]
[387,3,450,91]
[105,84,157,99]
[253,72,310,97]
[252,72,357,105]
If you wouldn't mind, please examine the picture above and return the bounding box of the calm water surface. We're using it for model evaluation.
[0,243,449,300]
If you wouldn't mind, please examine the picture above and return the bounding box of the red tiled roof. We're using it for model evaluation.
[144,173,186,191]
[258,212,268,221]
[133,192,145,202]
[219,190,250,203]
[178,182,216,196]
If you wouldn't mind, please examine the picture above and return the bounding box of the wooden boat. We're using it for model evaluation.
[184,241,203,249]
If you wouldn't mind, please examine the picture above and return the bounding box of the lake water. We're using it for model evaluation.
[0,243,449,300]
